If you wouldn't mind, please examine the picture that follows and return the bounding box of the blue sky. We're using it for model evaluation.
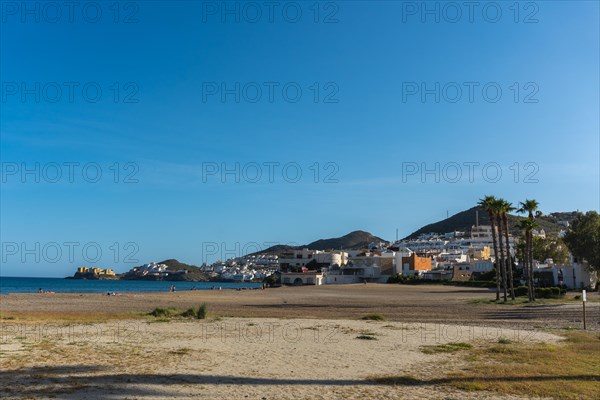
[1,1,599,277]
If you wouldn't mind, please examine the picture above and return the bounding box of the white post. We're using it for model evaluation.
[582,290,587,330]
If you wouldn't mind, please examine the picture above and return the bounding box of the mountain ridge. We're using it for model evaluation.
[254,230,386,255]
[403,206,579,239]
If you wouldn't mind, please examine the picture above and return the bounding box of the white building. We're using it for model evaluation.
[325,263,388,284]
[452,260,494,273]
[281,272,324,285]
[136,262,168,274]
[532,229,546,239]
[552,263,597,289]
[471,225,493,240]
[278,249,347,270]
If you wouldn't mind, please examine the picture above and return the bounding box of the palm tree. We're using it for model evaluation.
[518,218,537,301]
[499,200,516,300]
[493,198,508,301]
[519,199,539,221]
[478,195,501,301]
[518,199,539,301]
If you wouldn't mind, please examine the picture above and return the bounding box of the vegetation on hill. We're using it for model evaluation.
[121,259,211,282]
[159,259,212,281]
[404,206,578,239]
[255,230,386,255]
[158,259,200,272]
[307,230,385,250]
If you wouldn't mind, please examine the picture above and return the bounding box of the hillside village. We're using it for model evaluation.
[193,222,596,290]
[70,208,597,290]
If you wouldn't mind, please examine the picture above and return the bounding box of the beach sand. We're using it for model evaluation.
[1,284,597,399]
[1,284,596,329]
[1,317,560,399]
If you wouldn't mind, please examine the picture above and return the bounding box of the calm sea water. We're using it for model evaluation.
[0,277,262,294]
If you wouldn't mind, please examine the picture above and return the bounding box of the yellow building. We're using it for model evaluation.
[469,246,491,260]
[76,267,116,276]
[100,269,116,276]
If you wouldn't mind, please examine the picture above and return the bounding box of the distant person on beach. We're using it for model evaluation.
[38,288,43,294]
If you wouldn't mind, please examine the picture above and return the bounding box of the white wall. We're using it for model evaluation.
[325,275,360,284]
[555,264,598,289]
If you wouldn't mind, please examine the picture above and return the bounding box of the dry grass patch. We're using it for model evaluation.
[168,347,192,355]
[447,331,600,399]
[371,331,599,399]
[469,296,599,306]
[0,311,137,323]
[420,342,472,354]
[361,314,385,321]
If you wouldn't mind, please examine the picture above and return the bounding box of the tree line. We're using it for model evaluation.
[479,196,599,302]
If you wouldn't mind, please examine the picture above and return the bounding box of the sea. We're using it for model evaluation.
[0,277,262,294]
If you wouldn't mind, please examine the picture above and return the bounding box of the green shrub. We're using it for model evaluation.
[534,287,565,299]
[356,335,378,340]
[453,281,496,288]
[180,308,197,318]
[148,307,179,318]
[515,286,529,297]
[536,288,551,298]
[515,286,565,299]
[361,314,385,321]
[265,274,279,286]
[197,303,208,319]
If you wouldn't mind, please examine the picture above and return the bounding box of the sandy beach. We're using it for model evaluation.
[0,317,562,399]
[1,284,597,329]
[1,285,598,399]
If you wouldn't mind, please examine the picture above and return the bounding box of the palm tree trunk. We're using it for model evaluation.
[488,211,501,301]
[525,231,533,301]
[503,214,515,300]
[529,230,535,301]
[527,211,536,301]
[496,214,508,302]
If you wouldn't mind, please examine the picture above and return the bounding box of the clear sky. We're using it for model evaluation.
[1,1,599,277]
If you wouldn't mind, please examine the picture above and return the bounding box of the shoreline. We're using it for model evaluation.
[0,277,264,295]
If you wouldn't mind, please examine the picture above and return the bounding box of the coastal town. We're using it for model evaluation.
[200,224,595,290]
[4,2,599,399]
[71,208,598,291]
